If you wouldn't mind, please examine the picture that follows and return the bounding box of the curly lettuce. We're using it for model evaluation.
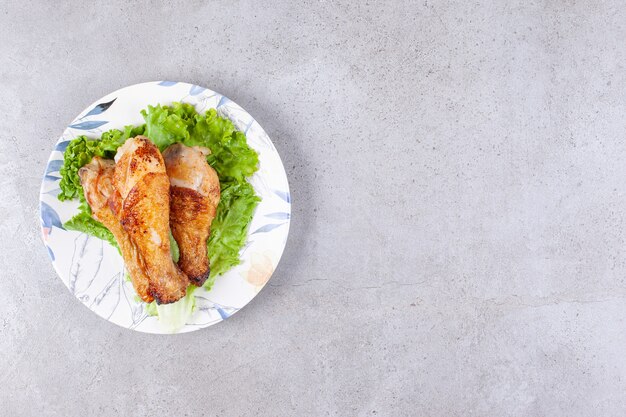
[141,103,259,183]
[208,182,260,277]
[58,125,145,201]
[64,200,118,250]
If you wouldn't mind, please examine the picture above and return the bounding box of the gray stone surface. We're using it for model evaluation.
[1,0,626,415]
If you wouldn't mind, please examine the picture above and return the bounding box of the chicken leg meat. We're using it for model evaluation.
[112,136,189,303]
[163,143,221,286]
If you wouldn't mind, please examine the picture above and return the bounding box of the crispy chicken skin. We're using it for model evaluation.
[113,136,189,304]
[163,144,220,285]
[78,157,154,303]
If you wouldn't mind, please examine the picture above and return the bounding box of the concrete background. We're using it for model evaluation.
[1,0,626,415]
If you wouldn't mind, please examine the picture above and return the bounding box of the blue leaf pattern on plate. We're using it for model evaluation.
[252,223,285,234]
[68,120,108,130]
[216,307,230,320]
[195,296,239,321]
[45,174,61,182]
[45,160,63,175]
[82,98,116,117]
[274,190,291,203]
[42,188,60,196]
[244,118,255,134]
[158,81,177,86]
[217,95,231,108]
[265,212,290,220]
[189,85,206,96]
[40,201,63,230]
[46,246,55,261]
[55,140,70,152]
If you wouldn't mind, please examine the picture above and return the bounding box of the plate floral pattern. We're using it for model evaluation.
[39,81,290,333]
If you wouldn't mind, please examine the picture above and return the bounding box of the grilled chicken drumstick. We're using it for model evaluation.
[79,156,155,303]
[163,143,221,286]
[112,136,189,304]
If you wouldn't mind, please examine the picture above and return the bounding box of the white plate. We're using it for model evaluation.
[39,81,290,333]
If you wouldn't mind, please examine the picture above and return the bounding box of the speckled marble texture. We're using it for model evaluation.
[2,1,626,416]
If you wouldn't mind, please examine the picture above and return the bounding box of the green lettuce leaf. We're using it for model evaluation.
[58,125,145,201]
[141,103,193,150]
[153,285,197,332]
[169,231,180,263]
[141,103,259,183]
[206,181,260,285]
[144,300,158,316]
[64,200,119,250]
